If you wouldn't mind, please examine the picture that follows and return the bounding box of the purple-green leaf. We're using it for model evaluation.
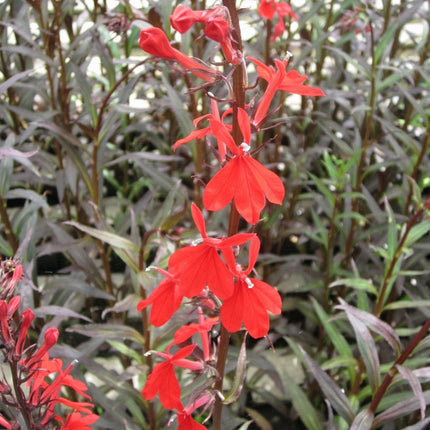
[300,346,355,424]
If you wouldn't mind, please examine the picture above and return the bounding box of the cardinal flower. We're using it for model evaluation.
[248,56,325,128]
[139,27,216,82]
[171,5,241,64]
[137,267,183,327]
[174,98,229,160]
[202,108,285,224]
[220,237,282,338]
[176,393,214,430]
[168,203,255,299]
[59,412,99,430]
[258,0,298,41]
[173,309,219,361]
[142,344,203,410]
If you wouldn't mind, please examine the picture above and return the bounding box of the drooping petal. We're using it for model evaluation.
[169,245,234,299]
[233,157,267,224]
[220,282,245,334]
[203,158,237,212]
[243,156,285,204]
[174,128,210,151]
[142,362,182,410]
[137,276,183,327]
[191,203,207,238]
[221,278,282,338]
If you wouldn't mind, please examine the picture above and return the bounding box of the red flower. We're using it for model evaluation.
[258,0,298,41]
[202,108,285,224]
[174,99,229,160]
[168,203,255,299]
[170,5,241,64]
[139,27,216,82]
[248,56,325,128]
[220,237,282,338]
[59,412,99,430]
[137,267,183,327]
[177,393,214,430]
[170,5,206,33]
[173,309,219,361]
[142,344,203,410]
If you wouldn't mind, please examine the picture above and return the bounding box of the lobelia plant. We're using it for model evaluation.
[0,259,99,429]
[136,1,324,428]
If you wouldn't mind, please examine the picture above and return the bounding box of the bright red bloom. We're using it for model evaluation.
[202,108,285,224]
[174,309,219,361]
[258,0,298,41]
[174,99,229,160]
[139,27,216,82]
[170,5,240,64]
[170,5,206,33]
[137,268,183,327]
[220,237,282,338]
[142,344,203,410]
[15,308,34,357]
[248,56,325,128]
[59,412,99,430]
[169,203,255,298]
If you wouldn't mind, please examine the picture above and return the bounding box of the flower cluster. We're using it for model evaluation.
[258,0,298,41]
[137,1,324,426]
[0,259,98,430]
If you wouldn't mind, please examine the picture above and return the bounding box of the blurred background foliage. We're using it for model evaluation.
[0,0,429,428]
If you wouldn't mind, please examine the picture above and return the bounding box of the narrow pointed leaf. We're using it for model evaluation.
[300,346,355,424]
[336,299,401,355]
[350,409,374,430]
[397,365,426,420]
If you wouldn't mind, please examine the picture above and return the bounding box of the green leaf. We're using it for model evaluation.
[335,299,401,355]
[282,370,323,430]
[65,221,138,252]
[350,409,374,430]
[329,278,378,295]
[300,346,355,424]
[67,323,146,345]
[345,312,380,393]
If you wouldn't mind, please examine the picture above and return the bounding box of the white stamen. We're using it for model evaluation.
[240,142,250,152]
[285,51,293,60]
[145,266,156,272]
[192,238,203,246]
[245,278,254,289]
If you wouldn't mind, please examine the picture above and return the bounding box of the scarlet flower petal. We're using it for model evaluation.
[232,157,267,224]
[170,5,205,33]
[169,245,234,299]
[139,27,215,82]
[191,203,207,238]
[142,362,182,410]
[244,157,285,204]
[137,276,183,327]
[203,159,237,213]
[258,0,276,19]
[221,278,281,338]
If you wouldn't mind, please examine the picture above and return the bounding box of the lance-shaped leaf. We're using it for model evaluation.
[345,311,380,393]
[335,298,401,355]
[300,346,355,424]
[224,334,247,404]
[396,365,426,420]
[350,409,374,430]
[373,390,430,427]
